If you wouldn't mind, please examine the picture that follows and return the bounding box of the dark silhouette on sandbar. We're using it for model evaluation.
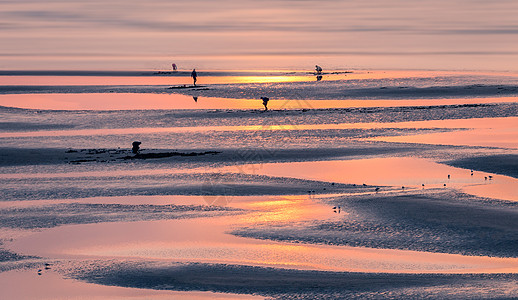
[191,69,197,86]
[261,97,269,111]
[132,141,141,155]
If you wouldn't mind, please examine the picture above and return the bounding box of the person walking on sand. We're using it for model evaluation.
[261,97,269,111]
[191,69,197,86]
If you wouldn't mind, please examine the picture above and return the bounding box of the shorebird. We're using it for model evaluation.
[375,187,380,192]
[488,175,493,180]
[448,174,451,179]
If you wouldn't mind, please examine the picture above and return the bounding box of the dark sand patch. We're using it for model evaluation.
[167,85,208,90]
[2,82,518,100]
[446,154,518,178]
[0,148,222,166]
[64,261,518,299]
[0,248,34,262]
[0,143,441,167]
[119,151,220,160]
[174,82,518,100]
[2,103,518,131]
[0,122,75,132]
[0,241,37,269]
[1,172,363,201]
[233,190,518,257]
[0,203,239,230]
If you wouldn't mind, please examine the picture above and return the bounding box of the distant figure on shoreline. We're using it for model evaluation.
[172,63,177,71]
[132,141,141,155]
[261,97,269,111]
[315,65,322,75]
[191,69,197,86]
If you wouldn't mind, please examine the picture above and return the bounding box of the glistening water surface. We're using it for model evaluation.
[1,68,517,299]
[0,269,262,300]
[2,93,516,110]
[8,194,518,274]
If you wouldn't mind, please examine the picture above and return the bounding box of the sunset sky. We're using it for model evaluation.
[1,0,518,70]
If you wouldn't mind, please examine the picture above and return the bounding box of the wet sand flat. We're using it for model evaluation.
[1,70,518,299]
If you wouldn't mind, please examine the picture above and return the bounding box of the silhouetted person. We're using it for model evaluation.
[172,63,177,71]
[315,65,322,74]
[261,97,269,111]
[132,141,141,155]
[191,69,197,86]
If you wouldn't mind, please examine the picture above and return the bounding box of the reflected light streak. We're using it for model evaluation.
[0,74,320,86]
[236,196,338,224]
[372,127,518,149]
[10,216,518,274]
[230,157,518,202]
[2,116,516,139]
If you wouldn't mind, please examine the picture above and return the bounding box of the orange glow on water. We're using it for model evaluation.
[236,196,338,224]
[8,200,518,274]
[3,93,515,111]
[4,69,516,86]
[373,127,518,149]
[0,73,321,86]
[231,157,518,202]
[3,116,516,140]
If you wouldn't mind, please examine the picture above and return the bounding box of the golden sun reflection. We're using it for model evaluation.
[230,75,312,84]
[237,195,337,224]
